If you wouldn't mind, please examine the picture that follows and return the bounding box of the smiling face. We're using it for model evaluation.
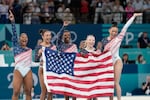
[63,31,71,44]
[42,31,51,44]
[19,33,28,47]
[109,27,118,39]
[86,35,95,48]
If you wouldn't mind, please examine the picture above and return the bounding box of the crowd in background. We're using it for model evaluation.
[0,0,150,63]
[0,0,150,24]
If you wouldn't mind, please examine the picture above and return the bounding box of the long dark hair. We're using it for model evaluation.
[39,29,49,36]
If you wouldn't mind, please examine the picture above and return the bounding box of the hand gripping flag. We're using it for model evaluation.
[42,47,114,98]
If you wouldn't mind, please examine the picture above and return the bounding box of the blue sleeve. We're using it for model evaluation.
[11,22,19,47]
[56,25,67,49]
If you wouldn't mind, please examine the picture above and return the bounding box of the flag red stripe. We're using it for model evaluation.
[75,70,114,77]
[48,83,114,91]
[50,90,113,98]
[74,56,112,63]
[74,63,113,71]
[47,76,114,84]
[76,50,110,57]
[44,48,114,98]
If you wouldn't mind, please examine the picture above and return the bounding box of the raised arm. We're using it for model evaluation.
[56,21,70,49]
[9,10,19,47]
[104,13,142,52]
[119,13,142,37]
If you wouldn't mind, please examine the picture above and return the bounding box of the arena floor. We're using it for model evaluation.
[32,96,150,100]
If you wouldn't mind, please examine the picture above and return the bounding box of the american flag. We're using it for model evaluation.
[42,47,114,98]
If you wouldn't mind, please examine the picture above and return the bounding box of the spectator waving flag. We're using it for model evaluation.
[42,47,114,98]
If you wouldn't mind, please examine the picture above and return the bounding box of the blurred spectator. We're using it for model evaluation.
[0,0,9,23]
[125,1,135,21]
[31,3,41,24]
[47,0,55,18]
[112,0,124,24]
[93,0,103,24]
[61,0,71,7]
[80,0,89,22]
[137,32,150,48]
[132,0,143,23]
[133,0,143,12]
[102,0,113,23]
[12,0,23,23]
[1,42,11,50]
[143,0,150,23]
[89,0,97,22]
[122,53,130,64]
[40,2,53,23]
[142,75,150,95]
[70,0,81,20]
[63,8,75,24]
[55,3,65,20]
[22,1,34,24]
[136,54,146,64]
[132,75,150,95]
[119,0,127,9]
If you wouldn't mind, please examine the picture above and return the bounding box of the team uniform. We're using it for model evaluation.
[12,22,32,77]
[35,44,56,68]
[101,15,137,63]
[57,26,78,53]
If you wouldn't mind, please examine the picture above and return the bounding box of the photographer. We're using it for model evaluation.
[142,76,150,95]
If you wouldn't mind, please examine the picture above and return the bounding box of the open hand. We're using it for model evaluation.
[9,10,15,22]
[63,20,70,26]
[133,13,143,17]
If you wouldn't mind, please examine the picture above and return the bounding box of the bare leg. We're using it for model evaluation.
[38,68,47,100]
[47,92,53,100]
[114,59,123,100]
[93,98,97,100]
[24,70,32,100]
[12,70,23,100]
[72,96,76,100]
[65,95,69,100]
[109,96,113,100]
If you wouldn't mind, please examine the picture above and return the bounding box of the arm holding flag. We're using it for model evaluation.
[42,47,114,98]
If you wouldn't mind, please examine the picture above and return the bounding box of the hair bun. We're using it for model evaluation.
[111,22,118,27]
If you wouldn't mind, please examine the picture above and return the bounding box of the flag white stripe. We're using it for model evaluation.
[74,59,113,68]
[75,66,113,75]
[46,72,114,81]
[75,52,112,62]
[47,79,114,88]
